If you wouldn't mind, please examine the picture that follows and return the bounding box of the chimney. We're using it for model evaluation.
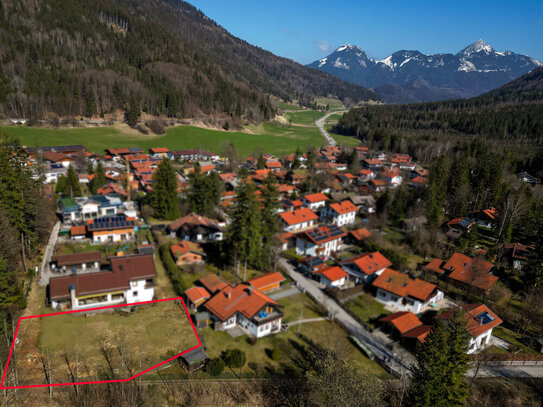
[226,289,231,299]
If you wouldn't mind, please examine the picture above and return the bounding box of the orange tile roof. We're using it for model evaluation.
[443,253,497,291]
[265,161,282,168]
[402,325,432,343]
[280,207,318,226]
[424,259,445,275]
[315,266,348,282]
[329,200,357,214]
[381,167,401,178]
[198,274,229,294]
[359,169,374,176]
[303,193,329,203]
[185,286,210,304]
[436,304,502,338]
[150,147,169,153]
[349,228,372,241]
[373,268,440,301]
[342,252,392,276]
[379,311,422,334]
[203,284,278,322]
[248,272,285,292]
[170,241,205,259]
[70,225,86,236]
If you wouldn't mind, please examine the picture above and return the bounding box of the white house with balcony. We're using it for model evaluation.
[320,201,357,227]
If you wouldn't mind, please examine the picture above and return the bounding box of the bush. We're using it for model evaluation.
[271,346,281,361]
[147,119,166,135]
[205,357,224,376]
[222,349,246,369]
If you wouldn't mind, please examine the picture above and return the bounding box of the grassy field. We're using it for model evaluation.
[344,293,391,329]
[283,110,326,125]
[199,320,388,378]
[15,300,198,386]
[314,97,344,109]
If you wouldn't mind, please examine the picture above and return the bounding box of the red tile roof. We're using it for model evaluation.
[198,274,229,294]
[436,304,502,338]
[329,200,357,215]
[379,311,422,334]
[150,147,169,153]
[248,272,285,292]
[303,193,329,203]
[70,226,86,236]
[185,286,211,304]
[315,266,348,282]
[402,325,432,343]
[51,251,101,267]
[203,284,278,322]
[170,241,205,259]
[280,207,318,226]
[341,252,392,276]
[443,253,497,291]
[349,228,372,241]
[424,259,445,275]
[265,161,282,169]
[373,268,440,301]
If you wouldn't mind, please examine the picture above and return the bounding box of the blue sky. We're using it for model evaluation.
[187,0,543,64]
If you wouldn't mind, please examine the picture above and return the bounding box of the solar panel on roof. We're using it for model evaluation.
[476,311,495,325]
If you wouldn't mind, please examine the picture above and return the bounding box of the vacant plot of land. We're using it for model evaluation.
[11,299,198,386]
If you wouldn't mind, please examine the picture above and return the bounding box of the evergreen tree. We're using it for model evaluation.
[409,313,471,406]
[256,153,266,170]
[187,165,223,216]
[65,165,81,197]
[409,320,451,407]
[348,148,359,172]
[522,238,543,289]
[376,189,390,216]
[225,180,263,273]
[90,161,106,194]
[260,172,279,267]
[126,94,140,127]
[152,158,180,220]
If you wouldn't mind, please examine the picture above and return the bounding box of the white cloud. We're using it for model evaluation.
[314,39,332,52]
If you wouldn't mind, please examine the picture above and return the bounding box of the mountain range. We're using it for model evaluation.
[308,40,543,103]
[0,0,377,122]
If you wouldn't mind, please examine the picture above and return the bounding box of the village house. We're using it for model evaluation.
[167,214,224,242]
[320,200,357,227]
[49,251,101,274]
[379,167,403,188]
[442,253,498,293]
[340,251,392,284]
[184,286,211,309]
[301,193,329,211]
[203,284,283,338]
[312,265,348,288]
[358,169,376,183]
[436,304,502,353]
[379,311,423,339]
[87,214,136,243]
[445,216,474,239]
[48,254,156,311]
[346,227,372,245]
[470,208,498,229]
[372,268,444,313]
[280,207,318,232]
[401,216,427,231]
[149,147,170,158]
[40,164,68,184]
[349,195,376,214]
[298,256,327,274]
[247,272,285,293]
[295,224,347,258]
[170,241,206,266]
[504,242,533,270]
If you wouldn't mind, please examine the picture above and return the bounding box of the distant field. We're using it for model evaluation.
[276,101,305,111]
[0,108,359,157]
[314,97,344,109]
[12,299,198,386]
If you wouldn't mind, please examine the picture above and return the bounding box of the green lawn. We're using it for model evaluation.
[283,110,326,125]
[277,293,323,323]
[18,300,198,386]
[276,101,305,111]
[199,320,388,378]
[492,326,539,354]
[2,118,329,158]
[314,97,344,110]
[344,293,391,328]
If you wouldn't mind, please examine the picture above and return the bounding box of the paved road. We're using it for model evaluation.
[469,365,543,378]
[315,110,346,147]
[38,221,61,287]
[278,258,413,376]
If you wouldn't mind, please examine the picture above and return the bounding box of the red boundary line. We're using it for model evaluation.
[0,297,202,389]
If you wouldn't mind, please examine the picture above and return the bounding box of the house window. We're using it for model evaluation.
[132,291,138,297]
[391,295,399,302]
[379,291,386,297]
[131,281,138,287]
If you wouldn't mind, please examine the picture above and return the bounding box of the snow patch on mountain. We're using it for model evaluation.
[377,55,395,70]
[458,59,476,72]
[318,57,327,67]
[333,58,349,69]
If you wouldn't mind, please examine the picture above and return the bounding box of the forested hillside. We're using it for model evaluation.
[335,67,543,146]
[0,0,377,121]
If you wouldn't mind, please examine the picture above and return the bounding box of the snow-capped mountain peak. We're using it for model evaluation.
[458,39,494,57]
[335,44,362,52]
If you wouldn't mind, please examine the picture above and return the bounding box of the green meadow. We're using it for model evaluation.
[0,109,358,157]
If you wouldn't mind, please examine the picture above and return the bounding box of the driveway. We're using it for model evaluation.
[269,286,300,300]
[38,221,61,287]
